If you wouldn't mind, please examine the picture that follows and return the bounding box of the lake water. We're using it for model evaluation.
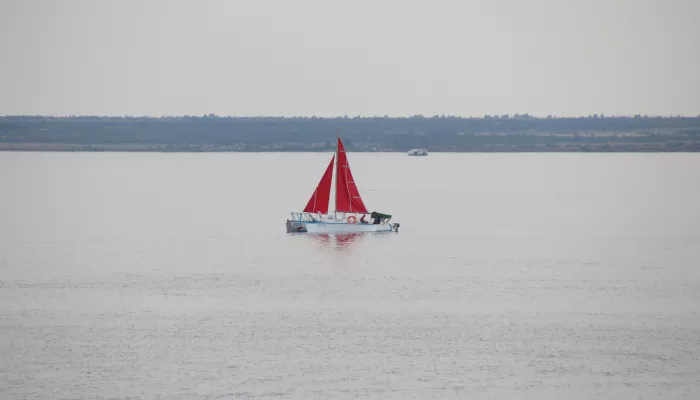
[1,152,699,399]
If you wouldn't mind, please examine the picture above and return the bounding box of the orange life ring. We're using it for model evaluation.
[347,215,357,224]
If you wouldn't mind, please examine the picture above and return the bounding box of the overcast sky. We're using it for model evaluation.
[1,0,698,117]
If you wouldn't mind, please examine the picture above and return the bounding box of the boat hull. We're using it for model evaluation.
[286,220,395,233]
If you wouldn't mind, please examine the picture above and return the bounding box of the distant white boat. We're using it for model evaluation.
[408,149,428,156]
[286,136,400,233]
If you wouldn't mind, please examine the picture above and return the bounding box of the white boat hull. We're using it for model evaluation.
[408,148,428,156]
[286,220,396,233]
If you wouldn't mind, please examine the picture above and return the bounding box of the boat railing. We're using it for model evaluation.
[335,211,391,224]
[289,212,325,222]
[290,211,393,225]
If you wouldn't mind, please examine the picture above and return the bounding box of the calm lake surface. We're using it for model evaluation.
[1,152,699,399]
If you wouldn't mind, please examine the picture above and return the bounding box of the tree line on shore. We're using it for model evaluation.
[1,114,699,151]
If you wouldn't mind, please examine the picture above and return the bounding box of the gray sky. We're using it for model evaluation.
[1,0,698,117]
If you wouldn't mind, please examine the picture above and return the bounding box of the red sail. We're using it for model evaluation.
[335,137,369,214]
[303,155,335,214]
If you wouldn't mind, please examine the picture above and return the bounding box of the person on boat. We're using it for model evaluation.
[373,215,381,224]
[360,214,367,224]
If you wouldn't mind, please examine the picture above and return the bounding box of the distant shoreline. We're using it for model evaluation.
[2,115,699,153]
[2,143,699,153]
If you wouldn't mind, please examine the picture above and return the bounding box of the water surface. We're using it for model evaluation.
[1,152,699,399]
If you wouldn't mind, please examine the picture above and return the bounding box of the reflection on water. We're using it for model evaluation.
[307,232,363,251]
[334,233,362,250]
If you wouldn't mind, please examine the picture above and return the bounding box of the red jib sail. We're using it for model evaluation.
[303,155,335,214]
[335,137,369,214]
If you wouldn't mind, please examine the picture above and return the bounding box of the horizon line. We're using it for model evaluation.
[2,113,699,119]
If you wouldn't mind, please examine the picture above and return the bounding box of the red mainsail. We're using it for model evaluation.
[335,137,369,214]
[303,155,335,214]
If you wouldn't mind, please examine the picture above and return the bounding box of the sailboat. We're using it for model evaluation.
[286,137,400,233]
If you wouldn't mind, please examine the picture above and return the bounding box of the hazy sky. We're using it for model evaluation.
[1,0,698,117]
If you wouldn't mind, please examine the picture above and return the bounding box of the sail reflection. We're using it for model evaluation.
[309,232,363,252]
[312,233,332,249]
[334,232,362,251]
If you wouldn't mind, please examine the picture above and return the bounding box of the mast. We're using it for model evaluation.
[333,128,340,219]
